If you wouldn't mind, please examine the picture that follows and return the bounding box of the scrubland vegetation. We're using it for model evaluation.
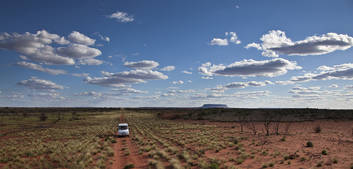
[0,107,353,169]
[0,108,118,169]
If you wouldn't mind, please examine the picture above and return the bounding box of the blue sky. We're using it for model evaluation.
[1,0,353,108]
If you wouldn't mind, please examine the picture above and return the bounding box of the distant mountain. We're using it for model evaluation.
[201,104,228,108]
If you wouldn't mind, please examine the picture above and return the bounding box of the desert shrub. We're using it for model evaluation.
[209,161,220,169]
[300,157,306,162]
[280,136,286,142]
[306,141,313,147]
[332,158,338,164]
[316,162,322,167]
[262,164,268,168]
[322,150,328,155]
[269,163,274,167]
[124,164,134,169]
[314,125,321,133]
[39,112,48,121]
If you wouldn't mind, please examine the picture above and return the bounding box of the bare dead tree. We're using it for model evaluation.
[263,112,275,136]
[236,112,248,133]
[247,117,257,135]
[273,113,283,135]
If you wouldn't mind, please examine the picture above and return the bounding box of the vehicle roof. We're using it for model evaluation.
[118,123,128,126]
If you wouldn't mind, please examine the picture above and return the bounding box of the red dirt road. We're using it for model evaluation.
[111,136,148,169]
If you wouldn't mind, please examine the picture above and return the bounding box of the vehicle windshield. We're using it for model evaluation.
[119,126,128,130]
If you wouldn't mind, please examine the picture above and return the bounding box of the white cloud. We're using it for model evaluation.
[57,44,102,59]
[345,85,353,89]
[68,31,95,46]
[210,32,241,46]
[182,70,192,74]
[199,58,301,77]
[93,32,110,42]
[28,91,65,100]
[17,77,64,90]
[246,30,353,57]
[224,80,273,89]
[329,84,339,88]
[0,30,74,65]
[285,63,353,83]
[78,58,103,65]
[227,32,241,44]
[76,91,103,98]
[0,30,103,65]
[245,42,262,50]
[85,69,168,87]
[109,11,134,23]
[172,80,184,85]
[72,73,89,77]
[16,61,66,75]
[210,38,228,46]
[111,87,147,95]
[160,66,175,71]
[124,60,159,70]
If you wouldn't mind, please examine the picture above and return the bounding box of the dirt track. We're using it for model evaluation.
[111,135,148,169]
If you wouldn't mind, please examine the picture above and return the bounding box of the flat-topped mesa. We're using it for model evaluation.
[201,104,228,108]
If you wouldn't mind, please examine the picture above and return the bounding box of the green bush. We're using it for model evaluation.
[123,164,134,169]
[306,141,313,147]
[322,150,327,155]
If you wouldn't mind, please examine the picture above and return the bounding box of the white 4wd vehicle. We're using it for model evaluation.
[118,123,129,137]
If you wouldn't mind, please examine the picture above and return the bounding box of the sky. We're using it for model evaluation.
[1,0,353,108]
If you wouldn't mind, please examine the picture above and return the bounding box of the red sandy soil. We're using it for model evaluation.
[111,136,148,169]
[199,120,353,169]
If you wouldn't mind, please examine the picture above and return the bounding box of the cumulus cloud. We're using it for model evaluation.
[210,38,228,46]
[76,91,103,98]
[199,58,301,77]
[172,80,184,85]
[0,30,102,65]
[111,87,147,95]
[210,32,241,46]
[16,61,66,75]
[109,11,134,23]
[329,84,339,88]
[17,77,64,90]
[284,63,353,84]
[224,80,273,89]
[78,58,103,65]
[28,91,65,100]
[57,44,102,59]
[182,70,192,74]
[246,30,353,57]
[68,31,95,46]
[288,86,333,100]
[0,30,74,65]
[85,69,168,87]
[72,73,89,77]
[160,66,175,71]
[93,32,110,42]
[232,90,270,99]
[124,60,159,70]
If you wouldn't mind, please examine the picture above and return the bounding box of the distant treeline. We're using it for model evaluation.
[127,108,353,122]
[0,107,122,115]
[1,107,353,121]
